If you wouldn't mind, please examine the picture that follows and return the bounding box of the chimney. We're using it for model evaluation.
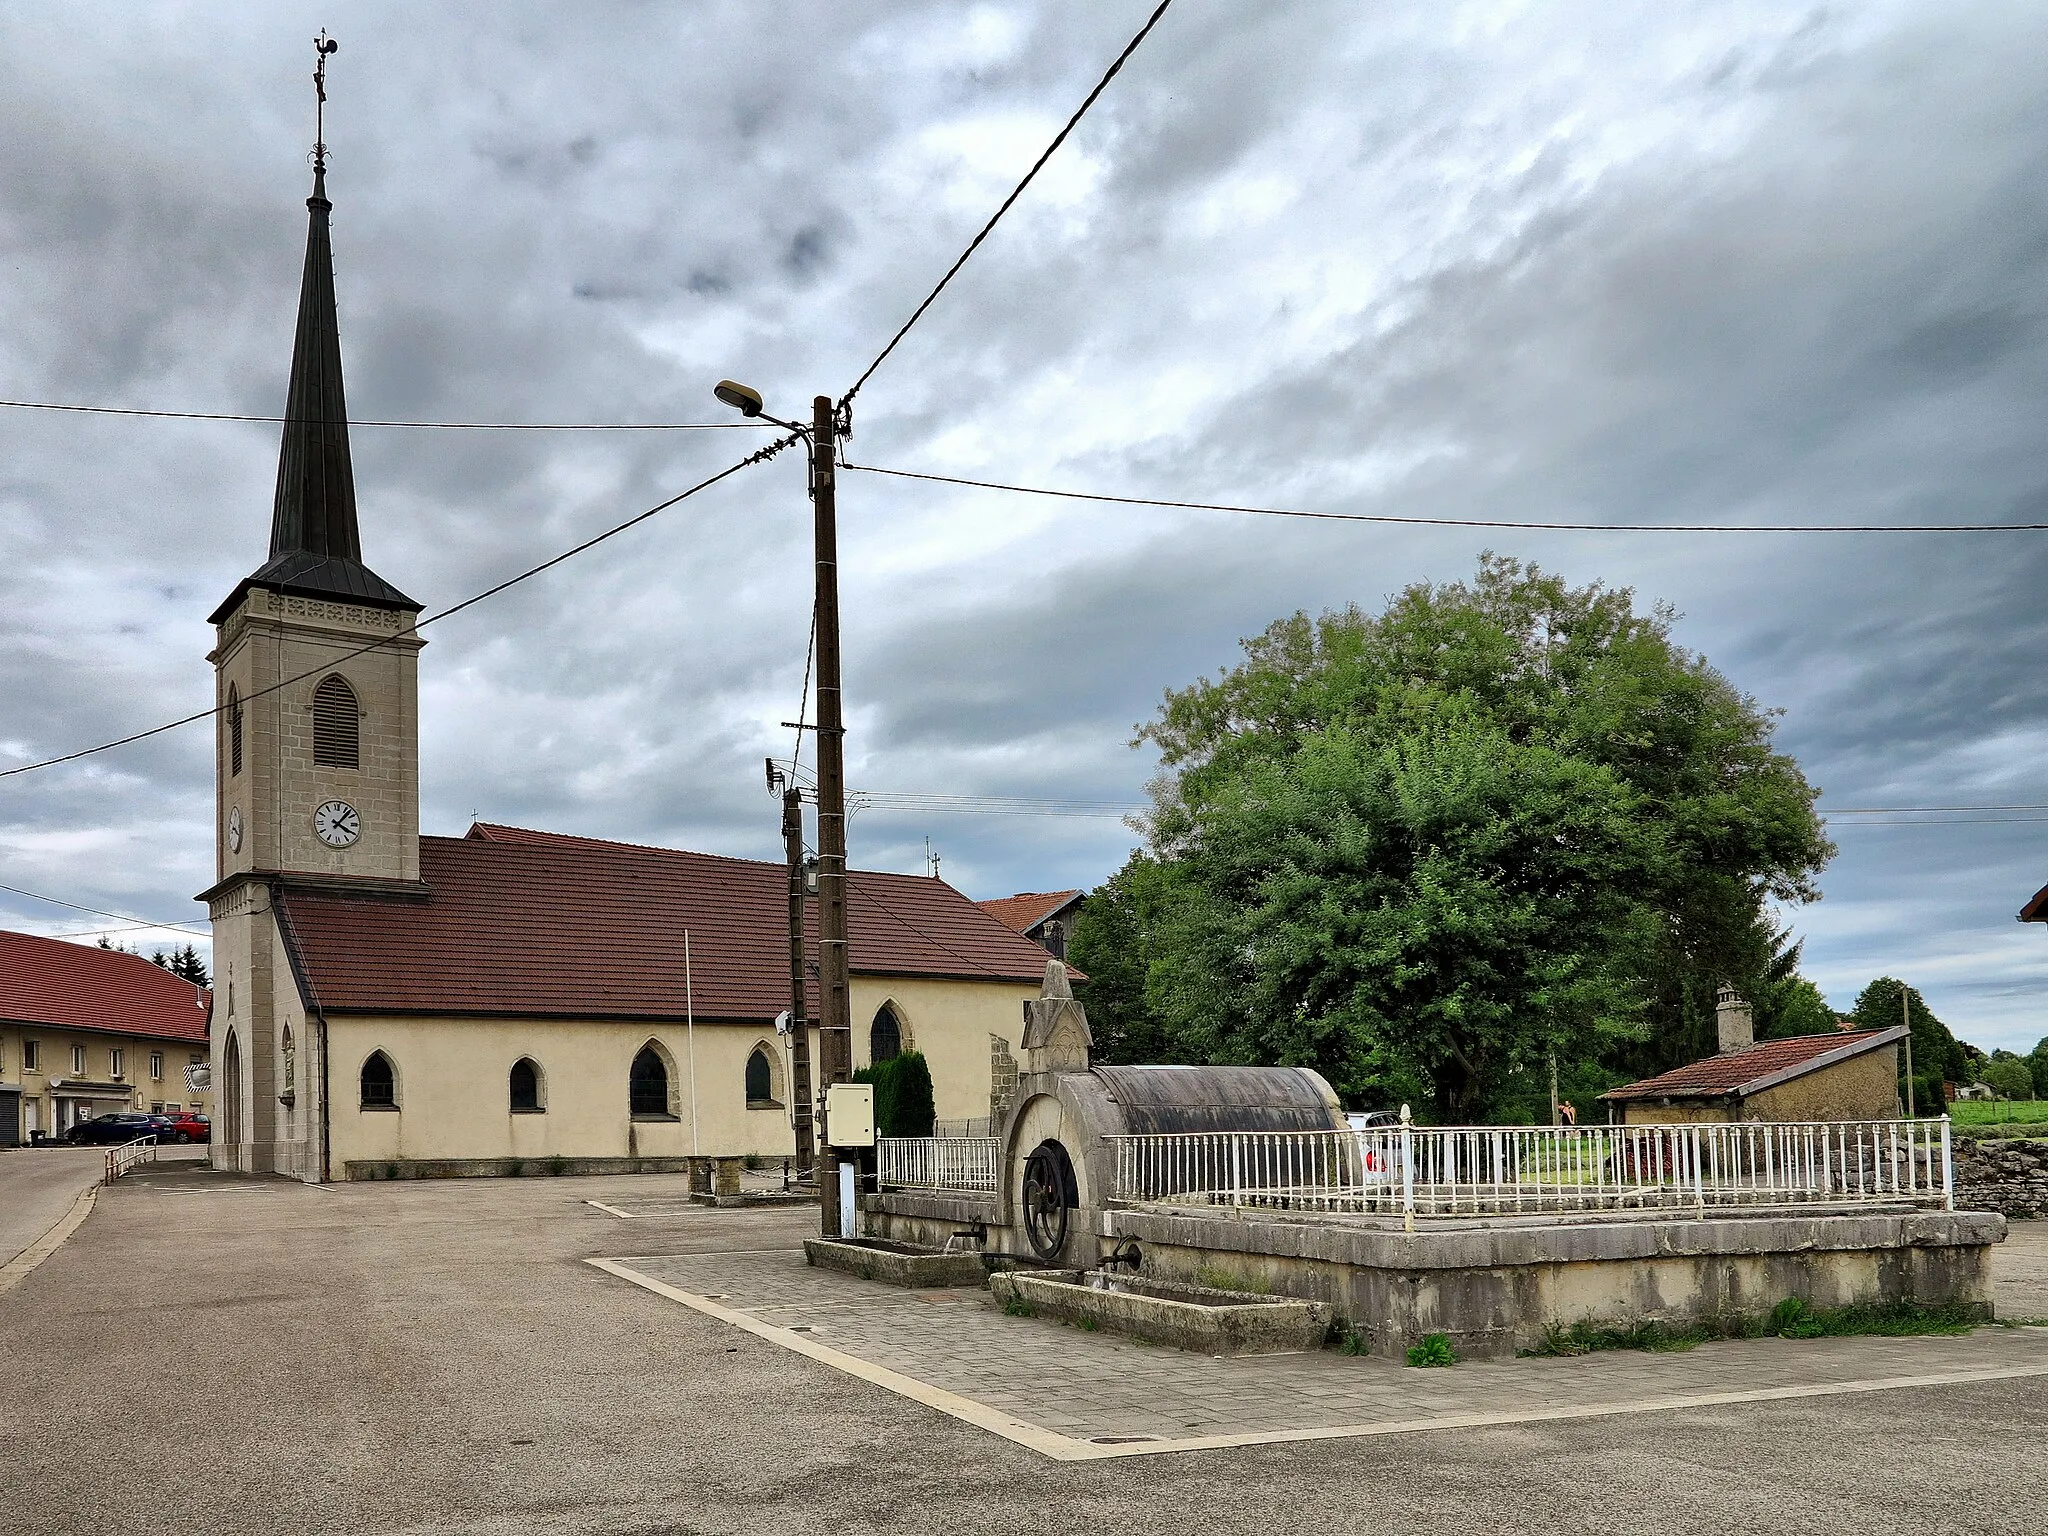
[1715,984,1754,1055]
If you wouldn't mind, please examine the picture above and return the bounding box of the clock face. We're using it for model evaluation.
[313,800,361,848]
[226,806,244,853]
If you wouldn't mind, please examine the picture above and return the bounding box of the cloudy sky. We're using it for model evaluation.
[3,1,2046,1051]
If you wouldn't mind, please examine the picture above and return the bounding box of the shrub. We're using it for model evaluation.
[1405,1332,1457,1367]
[890,1051,936,1138]
[857,1052,938,1138]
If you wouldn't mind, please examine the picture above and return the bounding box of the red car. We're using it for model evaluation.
[162,1112,210,1144]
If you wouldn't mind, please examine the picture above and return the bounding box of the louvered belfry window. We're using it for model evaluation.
[312,675,360,768]
[227,684,243,776]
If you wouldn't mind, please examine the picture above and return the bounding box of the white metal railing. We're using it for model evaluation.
[104,1135,159,1185]
[1107,1117,1955,1220]
[876,1136,1001,1193]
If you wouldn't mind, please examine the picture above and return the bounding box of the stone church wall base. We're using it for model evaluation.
[343,1154,701,1181]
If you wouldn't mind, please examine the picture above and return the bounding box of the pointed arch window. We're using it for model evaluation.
[870,1005,903,1065]
[312,675,360,768]
[746,1045,776,1106]
[227,684,243,777]
[360,1049,396,1109]
[510,1057,545,1113]
[630,1044,674,1119]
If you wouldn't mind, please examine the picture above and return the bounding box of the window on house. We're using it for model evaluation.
[870,1005,902,1064]
[629,1046,671,1118]
[746,1047,774,1105]
[227,683,243,777]
[150,1052,163,1081]
[312,675,360,768]
[72,1044,85,1075]
[1041,919,1066,960]
[510,1057,543,1113]
[360,1050,396,1108]
[24,1040,39,1072]
[110,1048,124,1079]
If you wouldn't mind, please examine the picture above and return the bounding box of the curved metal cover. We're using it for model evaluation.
[1090,1065,1341,1135]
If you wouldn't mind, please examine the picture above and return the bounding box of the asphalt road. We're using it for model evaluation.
[2,1164,2042,1536]
[0,1147,107,1268]
[0,1145,210,1270]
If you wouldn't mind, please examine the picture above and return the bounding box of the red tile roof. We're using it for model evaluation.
[272,824,1056,1020]
[1601,1028,1904,1101]
[977,890,1084,935]
[0,930,211,1043]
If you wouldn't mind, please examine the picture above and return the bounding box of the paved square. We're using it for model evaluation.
[598,1243,2048,1460]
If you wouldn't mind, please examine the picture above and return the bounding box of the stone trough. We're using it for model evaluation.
[989,1268,1334,1354]
[803,1236,987,1289]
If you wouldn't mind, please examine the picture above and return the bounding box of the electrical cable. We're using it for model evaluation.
[0,398,763,431]
[837,0,1177,413]
[0,431,802,782]
[0,881,209,935]
[842,461,2048,534]
[852,877,1017,981]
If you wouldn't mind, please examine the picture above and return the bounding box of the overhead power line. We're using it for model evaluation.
[0,432,802,783]
[838,0,1178,411]
[0,880,209,935]
[0,398,760,431]
[852,791,1143,819]
[1826,803,2048,814]
[844,462,2048,534]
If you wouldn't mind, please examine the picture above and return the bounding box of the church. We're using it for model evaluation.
[201,151,1053,1183]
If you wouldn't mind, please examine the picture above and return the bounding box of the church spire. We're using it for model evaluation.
[212,34,415,626]
[269,32,358,563]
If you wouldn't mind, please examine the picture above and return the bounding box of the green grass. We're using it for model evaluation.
[1001,1295,1035,1318]
[1405,1333,1458,1368]
[1337,1327,1371,1356]
[1526,1297,1981,1357]
[1194,1264,1272,1295]
[1949,1099,2048,1129]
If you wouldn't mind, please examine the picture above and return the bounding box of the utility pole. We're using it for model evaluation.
[811,394,854,1237]
[782,787,815,1172]
[1902,982,1916,1118]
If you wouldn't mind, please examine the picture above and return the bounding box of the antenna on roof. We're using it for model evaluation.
[925,836,941,881]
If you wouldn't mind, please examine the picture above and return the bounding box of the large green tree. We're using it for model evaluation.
[1847,977,1969,1103]
[1101,556,1833,1122]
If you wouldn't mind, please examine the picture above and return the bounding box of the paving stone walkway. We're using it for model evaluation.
[605,1245,2048,1457]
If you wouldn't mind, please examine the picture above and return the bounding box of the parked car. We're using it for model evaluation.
[162,1111,210,1144]
[61,1113,167,1146]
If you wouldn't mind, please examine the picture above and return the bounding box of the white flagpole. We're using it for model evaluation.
[685,930,700,1156]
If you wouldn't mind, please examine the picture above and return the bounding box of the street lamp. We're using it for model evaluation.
[717,382,850,1236]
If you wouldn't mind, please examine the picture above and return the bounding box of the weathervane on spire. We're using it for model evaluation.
[312,31,339,174]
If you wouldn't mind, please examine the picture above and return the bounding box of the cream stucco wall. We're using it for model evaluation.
[329,1016,801,1168]
[311,973,1038,1176]
[850,974,1038,1126]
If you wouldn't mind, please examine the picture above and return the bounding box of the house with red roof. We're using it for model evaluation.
[977,889,1087,960]
[1601,988,1906,1125]
[197,162,1054,1181]
[0,931,212,1145]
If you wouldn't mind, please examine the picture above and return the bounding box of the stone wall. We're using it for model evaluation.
[1955,1137,2048,1218]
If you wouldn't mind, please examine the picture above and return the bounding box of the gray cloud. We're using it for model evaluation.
[2,1,2046,1048]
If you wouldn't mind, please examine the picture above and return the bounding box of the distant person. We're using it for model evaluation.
[1558,1100,1578,1127]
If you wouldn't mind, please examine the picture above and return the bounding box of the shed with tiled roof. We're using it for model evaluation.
[1602,1026,1908,1125]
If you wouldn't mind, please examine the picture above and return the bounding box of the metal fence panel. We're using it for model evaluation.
[1103,1118,1954,1218]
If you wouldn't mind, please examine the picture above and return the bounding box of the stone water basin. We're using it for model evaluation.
[989,1268,1334,1354]
[803,1236,987,1289]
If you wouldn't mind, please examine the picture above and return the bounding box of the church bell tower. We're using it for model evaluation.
[202,38,424,1176]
